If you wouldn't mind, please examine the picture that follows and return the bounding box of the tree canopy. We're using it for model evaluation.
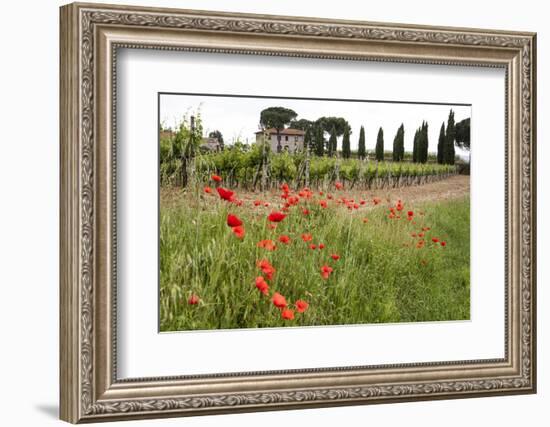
[357,125,366,159]
[375,127,384,161]
[455,118,470,150]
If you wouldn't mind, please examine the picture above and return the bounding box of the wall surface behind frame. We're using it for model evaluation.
[0,0,545,426]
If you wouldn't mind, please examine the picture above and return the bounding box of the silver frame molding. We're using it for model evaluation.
[60,2,537,423]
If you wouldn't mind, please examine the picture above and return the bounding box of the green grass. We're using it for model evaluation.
[159,188,470,331]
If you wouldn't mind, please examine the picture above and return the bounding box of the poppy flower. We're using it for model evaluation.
[204,186,213,194]
[281,308,295,320]
[407,210,414,217]
[440,241,447,247]
[268,223,277,230]
[295,300,309,313]
[272,292,287,309]
[281,183,290,193]
[411,232,417,238]
[216,187,235,202]
[373,197,381,205]
[396,200,404,211]
[309,244,317,250]
[431,237,439,243]
[318,243,325,249]
[331,254,340,260]
[255,276,269,295]
[301,233,313,242]
[321,265,334,279]
[268,211,286,222]
[257,239,277,251]
[264,202,270,207]
[231,225,245,239]
[302,208,310,215]
[253,200,262,207]
[362,218,369,223]
[335,182,343,190]
[319,200,328,208]
[319,191,324,196]
[416,240,425,249]
[227,214,243,228]
[187,294,200,305]
[278,235,291,244]
[211,174,222,182]
[418,232,425,238]
[257,259,276,280]
[327,194,333,200]
[422,227,431,231]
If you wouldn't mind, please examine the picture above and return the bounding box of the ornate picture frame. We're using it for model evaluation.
[60,2,536,423]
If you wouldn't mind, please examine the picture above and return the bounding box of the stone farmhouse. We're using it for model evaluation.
[255,128,306,153]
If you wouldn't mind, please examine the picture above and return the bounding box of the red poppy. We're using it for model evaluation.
[281,183,290,193]
[431,237,439,243]
[211,174,222,182]
[396,200,404,212]
[422,227,431,231]
[253,200,262,207]
[319,200,328,208]
[257,259,276,280]
[416,240,425,249]
[418,232,425,238]
[278,235,291,244]
[281,308,295,320]
[204,186,213,194]
[255,276,269,295]
[268,223,277,230]
[309,244,317,250]
[302,208,310,215]
[227,214,243,227]
[362,218,369,223]
[331,254,340,260]
[301,233,313,242]
[407,210,414,217]
[411,232,417,238]
[373,197,381,205]
[318,243,325,249]
[231,225,245,239]
[187,294,200,305]
[335,182,343,190]
[295,300,309,313]
[268,211,286,222]
[216,187,235,202]
[257,239,277,251]
[272,292,287,309]
[440,241,447,247]
[264,202,270,207]
[321,265,334,279]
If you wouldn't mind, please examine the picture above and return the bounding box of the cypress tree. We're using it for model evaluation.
[412,129,419,163]
[357,125,366,159]
[328,126,337,157]
[314,125,324,157]
[375,127,384,161]
[342,126,351,159]
[392,127,399,161]
[437,122,445,164]
[421,121,429,163]
[392,124,405,161]
[445,109,456,164]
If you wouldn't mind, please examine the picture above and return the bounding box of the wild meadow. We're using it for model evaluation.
[159,176,470,332]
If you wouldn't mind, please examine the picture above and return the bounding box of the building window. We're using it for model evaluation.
[285,135,288,141]
[295,136,299,142]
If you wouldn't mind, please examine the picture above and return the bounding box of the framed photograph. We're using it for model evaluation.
[60,2,537,423]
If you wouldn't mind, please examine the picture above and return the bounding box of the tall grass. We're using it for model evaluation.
[160,188,470,332]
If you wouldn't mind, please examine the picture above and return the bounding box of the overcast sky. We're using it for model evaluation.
[160,93,471,157]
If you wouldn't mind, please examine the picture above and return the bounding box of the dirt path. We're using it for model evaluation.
[363,175,469,205]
